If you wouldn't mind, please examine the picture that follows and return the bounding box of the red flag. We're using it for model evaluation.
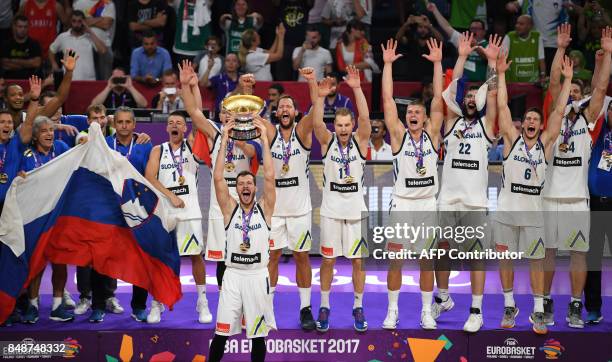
[193,130,212,167]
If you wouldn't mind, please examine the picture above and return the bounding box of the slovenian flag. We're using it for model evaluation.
[0,123,182,324]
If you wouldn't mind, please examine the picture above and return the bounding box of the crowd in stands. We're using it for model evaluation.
[0,0,610,161]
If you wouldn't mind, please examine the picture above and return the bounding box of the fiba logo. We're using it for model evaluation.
[120,179,158,228]
[504,338,519,347]
[486,337,536,359]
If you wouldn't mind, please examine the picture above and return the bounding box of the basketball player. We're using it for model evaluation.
[180,62,259,290]
[144,109,212,324]
[494,50,574,335]
[312,65,371,332]
[258,67,318,330]
[208,119,275,362]
[432,33,502,332]
[542,25,612,328]
[380,38,444,330]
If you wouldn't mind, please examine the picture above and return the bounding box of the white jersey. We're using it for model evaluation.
[438,117,492,208]
[158,140,202,220]
[224,202,270,270]
[271,125,311,216]
[494,136,547,226]
[543,113,591,199]
[209,129,253,219]
[320,133,367,220]
[392,130,439,200]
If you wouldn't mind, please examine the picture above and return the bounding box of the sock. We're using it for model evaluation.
[437,288,449,302]
[388,290,400,310]
[421,291,433,312]
[570,296,581,303]
[320,291,330,309]
[534,295,544,313]
[503,289,515,308]
[196,285,207,301]
[30,298,38,309]
[298,287,311,309]
[353,292,363,309]
[251,337,267,362]
[471,294,483,310]
[543,294,551,301]
[52,297,62,310]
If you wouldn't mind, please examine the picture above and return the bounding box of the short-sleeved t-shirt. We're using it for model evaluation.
[73,0,116,47]
[291,46,332,81]
[21,140,70,172]
[0,134,28,202]
[245,48,272,81]
[0,37,42,79]
[49,31,98,80]
[450,31,488,82]
[128,0,166,40]
[106,134,152,175]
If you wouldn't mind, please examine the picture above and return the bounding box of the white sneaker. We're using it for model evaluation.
[420,310,437,330]
[74,298,92,315]
[147,300,164,324]
[431,295,455,320]
[463,309,484,333]
[197,299,213,324]
[105,297,124,314]
[382,309,399,330]
[63,289,76,308]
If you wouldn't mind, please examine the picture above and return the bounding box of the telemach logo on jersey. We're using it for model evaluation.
[485,338,536,359]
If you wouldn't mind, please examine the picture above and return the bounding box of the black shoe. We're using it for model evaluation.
[300,306,316,330]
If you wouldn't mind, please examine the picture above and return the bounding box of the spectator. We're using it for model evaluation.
[506,0,570,72]
[128,0,168,48]
[49,10,108,81]
[502,14,546,84]
[321,71,355,118]
[394,14,444,81]
[335,20,379,82]
[264,83,284,121]
[151,69,185,113]
[274,0,312,81]
[130,31,172,86]
[410,77,434,114]
[3,84,26,125]
[200,52,240,115]
[0,1,13,46]
[569,49,594,83]
[449,0,486,30]
[292,26,333,81]
[368,119,392,160]
[239,24,285,81]
[577,5,609,70]
[220,0,263,55]
[18,0,70,60]
[428,3,489,82]
[0,15,42,79]
[321,0,360,49]
[73,0,116,80]
[89,67,148,109]
[172,0,213,62]
[196,36,223,80]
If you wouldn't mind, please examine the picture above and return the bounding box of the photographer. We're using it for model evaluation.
[151,69,185,113]
[89,68,148,109]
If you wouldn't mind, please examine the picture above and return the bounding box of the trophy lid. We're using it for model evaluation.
[222,95,264,114]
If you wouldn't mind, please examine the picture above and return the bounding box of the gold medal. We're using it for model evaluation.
[417,166,427,176]
[344,175,355,184]
[281,163,290,175]
[454,129,464,139]
[239,242,250,252]
[559,143,569,153]
[0,173,7,184]
[178,175,185,185]
[225,162,235,172]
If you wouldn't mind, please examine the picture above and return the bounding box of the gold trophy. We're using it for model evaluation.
[222,95,265,140]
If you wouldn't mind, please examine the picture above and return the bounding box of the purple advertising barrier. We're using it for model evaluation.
[98,329,468,361]
[0,331,98,361]
[469,330,612,361]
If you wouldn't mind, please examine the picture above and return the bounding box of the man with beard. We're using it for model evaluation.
[180,62,259,291]
[380,38,444,330]
[49,10,107,81]
[89,68,148,109]
[494,51,573,335]
[427,33,502,333]
[320,72,355,120]
[144,106,213,324]
[257,67,317,330]
[208,119,275,362]
[312,65,371,332]
[541,25,612,328]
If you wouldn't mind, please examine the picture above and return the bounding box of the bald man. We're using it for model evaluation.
[502,15,546,85]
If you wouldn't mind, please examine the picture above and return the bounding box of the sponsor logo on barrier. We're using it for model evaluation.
[486,338,536,359]
[540,339,565,360]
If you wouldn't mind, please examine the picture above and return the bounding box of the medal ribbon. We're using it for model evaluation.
[409,132,424,168]
[281,131,292,166]
[169,142,184,181]
[241,206,254,246]
[605,130,612,153]
[522,140,539,178]
[562,117,578,146]
[462,118,477,136]
[0,146,6,173]
[337,134,351,178]
[225,139,235,168]
[32,146,56,169]
[114,136,134,159]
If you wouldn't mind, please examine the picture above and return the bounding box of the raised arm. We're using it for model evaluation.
[213,122,237,220]
[381,39,406,146]
[427,2,455,38]
[446,32,477,121]
[266,24,285,64]
[585,26,612,123]
[544,55,574,151]
[312,77,333,150]
[423,38,444,145]
[345,65,371,152]
[38,50,77,118]
[145,146,185,208]
[19,76,42,144]
[254,119,275,221]
[295,67,318,146]
[483,34,503,137]
[548,24,571,110]
[178,60,217,138]
[497,49,520,156]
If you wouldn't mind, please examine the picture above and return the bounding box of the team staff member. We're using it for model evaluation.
[208,119,275,362]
